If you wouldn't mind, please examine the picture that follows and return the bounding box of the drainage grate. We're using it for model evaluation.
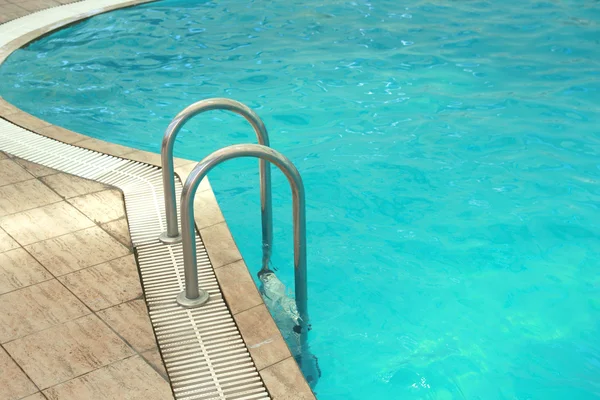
[0,119,270,400]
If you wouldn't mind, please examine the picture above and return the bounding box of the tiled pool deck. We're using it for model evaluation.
[0,1,315,399]
[0,152,172,399]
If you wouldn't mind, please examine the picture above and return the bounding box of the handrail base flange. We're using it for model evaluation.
[177,290,210,308]
[159,231,182,244]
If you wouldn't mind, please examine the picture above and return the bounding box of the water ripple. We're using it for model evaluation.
[1,0,600,398]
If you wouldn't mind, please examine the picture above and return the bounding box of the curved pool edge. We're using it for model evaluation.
[0,1,315,398]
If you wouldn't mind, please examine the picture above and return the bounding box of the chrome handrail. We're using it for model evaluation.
[176,144,309,352]
[159,98,273,269]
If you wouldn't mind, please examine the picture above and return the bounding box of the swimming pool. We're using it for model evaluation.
[1,0,600,398]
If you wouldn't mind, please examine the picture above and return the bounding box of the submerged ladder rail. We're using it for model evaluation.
[176,143,309,354]
[159,98,273,269]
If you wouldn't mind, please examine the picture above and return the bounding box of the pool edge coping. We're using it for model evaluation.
[0,1,315,398]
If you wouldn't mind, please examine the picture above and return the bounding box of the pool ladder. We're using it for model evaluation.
[157,98,310,365]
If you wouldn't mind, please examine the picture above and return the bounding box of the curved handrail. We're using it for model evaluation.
[176,144,309,353]
[159,98,273,269]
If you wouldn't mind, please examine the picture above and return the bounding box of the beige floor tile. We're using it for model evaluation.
[74,138,135,157]
[4,314,134,389]
[0,46,14,60]
[0,159,34,186]
[43,356,173,400]
[174,157,195,167]
[0,248,52,295]
[0,202,94,246]
[141,348,168,381]
[18,0,60,12]
[41,173,107,198]
[0,2,25,12]
[121,150,161,166]
[200,222,242,269]
[0,346,38,400]
[215,260,263,314]
[0,228,19,252]
[4,111,51,131]
[0,279,89,343]
[174,163,211,191]
[193,189,225,230]
[59,255,141,311]
[100,217,132,248]
[97,299,155,351]
[124,149,191,168]
[0,151,7,160]
[20,393,46,400]
[37,125,86,144]
[13,158,57,177]
[0,98,21,116]
[68,189,125,224]
[26,226,130,276]
[260,358,315,399]
[0,179,61,217]
[234,304,292,371]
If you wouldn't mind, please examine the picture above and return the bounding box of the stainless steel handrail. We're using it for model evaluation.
[159,98,273,270]
[176,144,309,352]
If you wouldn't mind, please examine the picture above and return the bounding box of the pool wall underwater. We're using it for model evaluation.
[0,1,315,398]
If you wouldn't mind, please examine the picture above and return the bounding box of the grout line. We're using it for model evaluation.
[0,312,93,347]
[0,177,35,189]
[213,257,244,270]
[16,223,100,249]
[197,218,229,233]
[28,162,133,250]
[0,242,59,297]
[0,198,64,220]
[4,161,130,253]
[0,0,280,398]
[94,307,147,357]
[0,169,128,250]
[0,177,36,189]
[0,342,43,395]
[2,253,166,389]
[93,299,170,382]
[0,160,35,187]
[9,166,161,383]
[0,270,54,298]
[48,248,133,278]
[0,101,277,400]
[91,294,143,314]
[13,210,132,286]
[62,186,119,202]
[0,128,278,396]
[2,293,151,393]
[40,181,111,201]
[11,157,60,177]
[33,171,68,199]
[98,218,133,250]
[258,355,294,373]
[40,354,141,394]
[218,258,247,270]
[139,350,171,383]
[0,224,22,251]
[237,302,266,316]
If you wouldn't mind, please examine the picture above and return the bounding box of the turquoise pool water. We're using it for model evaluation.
[2,0,600,398]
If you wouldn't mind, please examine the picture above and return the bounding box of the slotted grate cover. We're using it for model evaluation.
[0,119,270,400]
